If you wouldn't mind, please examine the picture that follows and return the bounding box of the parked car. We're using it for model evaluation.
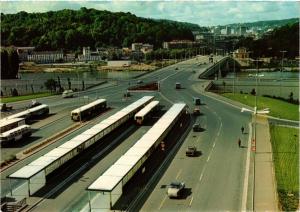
[175,82,181,89]
[137,80,143,84]
[186,146,197,157]
[167,181,185,198]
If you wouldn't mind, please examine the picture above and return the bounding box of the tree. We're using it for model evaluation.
[250,88,256,96]
[44,79,57,93]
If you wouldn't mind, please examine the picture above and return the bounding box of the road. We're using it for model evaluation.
[1,55,252,211]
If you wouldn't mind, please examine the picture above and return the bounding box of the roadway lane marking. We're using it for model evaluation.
[241,122,252,211]
[158,195,167,210]
[206,154,211,162]
[189,196,194,207]
[199,173,204,181]
[213,142,216,148]
[176,169,182,180]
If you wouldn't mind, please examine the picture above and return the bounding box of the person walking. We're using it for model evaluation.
[241,126,245,134]
[238,138,241,148]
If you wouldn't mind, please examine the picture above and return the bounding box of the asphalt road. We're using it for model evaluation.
[1,55,252,211]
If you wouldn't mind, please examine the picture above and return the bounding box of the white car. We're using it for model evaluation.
[167,181,185,198]
[62,90,74,98]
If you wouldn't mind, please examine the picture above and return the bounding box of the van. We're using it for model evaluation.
[175,82,181,89]
[62,90,74,98]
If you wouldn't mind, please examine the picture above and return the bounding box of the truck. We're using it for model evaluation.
[186,146,197,157]
[175,82,181,89]
[193,97,201,105]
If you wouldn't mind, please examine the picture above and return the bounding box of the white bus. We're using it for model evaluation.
[134,101,160,125]
[71,99,107,121]
[0,125,32,145]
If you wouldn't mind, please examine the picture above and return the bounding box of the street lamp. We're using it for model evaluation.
[279,50,287,97]
[242,60,269,210]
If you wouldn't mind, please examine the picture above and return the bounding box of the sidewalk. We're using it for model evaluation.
[254,116,278,211]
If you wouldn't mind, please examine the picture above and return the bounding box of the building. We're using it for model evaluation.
[131,43,153,53]
[27,51,64,63]
[140,44,153,54]
[163,40,202,49]
[83,47,91,57]
[16,47,35,62]
[225,26,231,35]
[238,26,247,36]
[131,43,143,51]
[233,47,249,59]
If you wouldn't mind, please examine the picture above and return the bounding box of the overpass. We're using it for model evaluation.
[199,56,241,79]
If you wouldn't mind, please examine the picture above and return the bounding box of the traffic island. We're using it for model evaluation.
[128,82,159,92]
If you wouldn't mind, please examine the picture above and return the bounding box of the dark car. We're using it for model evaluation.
[193,123,201,132]
[186,146,197,156]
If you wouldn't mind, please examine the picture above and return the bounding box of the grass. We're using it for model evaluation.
[221,93,299,121]
[270,125,299,211]
[0,92,55,103]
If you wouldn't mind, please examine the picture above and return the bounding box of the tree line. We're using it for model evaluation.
[236,22,299,59]
[1,7,202,51]
[1,47,19,79]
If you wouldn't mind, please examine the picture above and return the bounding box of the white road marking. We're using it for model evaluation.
[206,154,211,162]
[199,173,203,181]
[213,142,216,148]
[241,122,252,211]
[176,169,182,180]
[189,196,194,207]
[158,195,167,210]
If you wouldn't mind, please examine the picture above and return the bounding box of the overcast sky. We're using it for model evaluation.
[1,1,299,26]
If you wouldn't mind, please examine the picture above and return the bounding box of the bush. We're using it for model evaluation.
[250,88,256,95]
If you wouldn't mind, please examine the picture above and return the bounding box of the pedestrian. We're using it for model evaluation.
[241,126,245,134]
[238,138,241,148]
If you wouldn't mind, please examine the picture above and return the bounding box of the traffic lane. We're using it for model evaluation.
[190,105,250,211]
[33,125,153,211]
[141,102,221,211]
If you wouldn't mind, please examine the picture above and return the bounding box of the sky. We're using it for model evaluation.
[0,1,299,26]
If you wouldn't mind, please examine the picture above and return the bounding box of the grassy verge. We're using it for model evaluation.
[0,92,55,103]
[270,125,299,211]
[221,93,299,121]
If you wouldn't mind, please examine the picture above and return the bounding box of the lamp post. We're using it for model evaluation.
[242,59,268,210]
[279,50,287,97]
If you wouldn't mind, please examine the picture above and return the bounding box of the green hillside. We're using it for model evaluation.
[0,8,201,51]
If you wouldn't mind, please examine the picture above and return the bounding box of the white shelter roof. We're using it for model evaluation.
[88,176,123,191]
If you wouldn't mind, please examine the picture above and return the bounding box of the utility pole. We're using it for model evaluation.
[279,50,287,97]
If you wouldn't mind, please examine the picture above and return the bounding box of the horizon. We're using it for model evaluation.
[0,1,299,27]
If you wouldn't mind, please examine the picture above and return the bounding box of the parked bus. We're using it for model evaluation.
[71,99,107,121]
[0,125,32,145]
[0,118,25,133]
[134,101,159,125]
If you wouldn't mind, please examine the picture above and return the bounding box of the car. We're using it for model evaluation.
[175,82,181,89]
[29,100,41,108]
[62,90,74,98]
[193,123,201,132]
[137,80,143,84]
[0,103,13,111]
[193,107,200,115]
[175,67,178,70]
[186,146,197,157]
[167,181,185,198]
